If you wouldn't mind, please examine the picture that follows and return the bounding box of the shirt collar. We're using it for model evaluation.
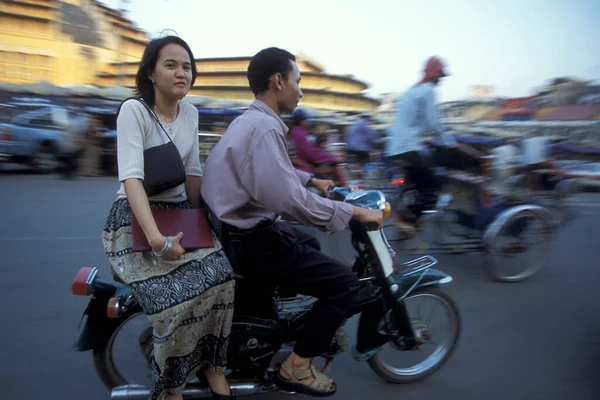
[249,99,289,135]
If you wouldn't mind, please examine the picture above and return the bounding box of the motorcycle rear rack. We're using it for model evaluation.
[395,255,438,276]
[397,239,484,256]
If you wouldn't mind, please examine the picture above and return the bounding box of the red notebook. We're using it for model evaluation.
[131,208,215,252]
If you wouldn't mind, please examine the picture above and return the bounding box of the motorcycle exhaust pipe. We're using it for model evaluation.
[111,382,284,399]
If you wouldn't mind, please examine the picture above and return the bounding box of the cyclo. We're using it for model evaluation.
[364,142,576,282]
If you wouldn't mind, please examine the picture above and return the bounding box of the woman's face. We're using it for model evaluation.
[150,43,193,101]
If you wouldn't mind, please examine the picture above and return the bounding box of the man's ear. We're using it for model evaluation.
[274,72,283,91]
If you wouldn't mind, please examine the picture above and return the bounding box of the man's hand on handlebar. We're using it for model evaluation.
[352,207,384,231]
[310,177,336,198]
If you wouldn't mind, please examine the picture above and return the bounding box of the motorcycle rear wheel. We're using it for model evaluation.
[367,287,461,383]
[92,311,150,389]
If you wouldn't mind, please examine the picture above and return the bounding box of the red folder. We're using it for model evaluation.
[132,208,214,252]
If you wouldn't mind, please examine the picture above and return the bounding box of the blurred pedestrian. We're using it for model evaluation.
[56,107,86,179]
[80,114,103,177]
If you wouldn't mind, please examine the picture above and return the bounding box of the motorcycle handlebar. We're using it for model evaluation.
[327,186,352,201]
[327,186,384,231]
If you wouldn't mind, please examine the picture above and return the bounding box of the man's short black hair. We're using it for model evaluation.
[247,47,296,96]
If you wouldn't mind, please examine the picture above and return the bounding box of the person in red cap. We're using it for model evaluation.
[385,56,484,236]
[421,56,449,84]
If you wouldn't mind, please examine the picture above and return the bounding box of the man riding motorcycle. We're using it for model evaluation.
[201,47,383,397]
[385,56,485,235]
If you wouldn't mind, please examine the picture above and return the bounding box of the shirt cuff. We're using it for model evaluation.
[119,169,144,182]
[295,169,312,186]
[185,169,203,177]
[325,201,354,232]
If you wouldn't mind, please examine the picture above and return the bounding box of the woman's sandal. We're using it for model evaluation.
[275,362,337,397]
[194,371,236,399]
[210,387,236,400]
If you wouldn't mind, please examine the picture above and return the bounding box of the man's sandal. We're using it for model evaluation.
[275,362,337,397]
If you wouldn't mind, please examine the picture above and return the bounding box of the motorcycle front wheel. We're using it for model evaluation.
[367,287,461,383]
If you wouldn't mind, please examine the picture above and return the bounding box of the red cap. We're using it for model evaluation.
[420,56,450,83]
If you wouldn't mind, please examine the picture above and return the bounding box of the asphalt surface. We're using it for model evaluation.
[1,170,599,400]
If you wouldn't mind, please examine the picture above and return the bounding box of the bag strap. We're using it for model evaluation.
[117,96,175,143]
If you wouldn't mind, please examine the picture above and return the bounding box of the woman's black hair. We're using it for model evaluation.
[135,35,197,106]
[247,47,295,96]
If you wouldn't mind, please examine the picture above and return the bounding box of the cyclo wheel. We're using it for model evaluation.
[482,205,554,282]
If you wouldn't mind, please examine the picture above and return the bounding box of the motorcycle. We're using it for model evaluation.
[71,187,461,399]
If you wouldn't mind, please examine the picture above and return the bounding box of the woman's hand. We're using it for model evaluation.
[149,232,186,260]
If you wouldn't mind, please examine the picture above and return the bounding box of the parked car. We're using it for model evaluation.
[0,105,68,173]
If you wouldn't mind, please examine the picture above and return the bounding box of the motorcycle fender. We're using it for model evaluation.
[355,269,453,352]
[73,286,139,352]
[399,268,453,293]
[74,306,93,351]
[355,297,389,354]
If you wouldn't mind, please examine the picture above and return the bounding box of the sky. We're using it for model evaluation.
[100,0,600,102]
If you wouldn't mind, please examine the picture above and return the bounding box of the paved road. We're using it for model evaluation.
[0,172,599,400]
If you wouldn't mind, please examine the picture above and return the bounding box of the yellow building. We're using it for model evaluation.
[0,0,378,111]
[440,101,501,123]
[465,103,498,122]
[100,54,378,111]
[0,0,148,85]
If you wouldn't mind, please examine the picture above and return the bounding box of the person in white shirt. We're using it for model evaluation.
[521,136,549,166]
[492,142,521,179]
[385,57,455,160]
[103,35,236,400]
[385,56,483,234]
[518,136,564,191]
[490,137,565,194]
[55,107,86,179]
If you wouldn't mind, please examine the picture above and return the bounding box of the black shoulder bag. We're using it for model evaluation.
[117,97,187,196]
